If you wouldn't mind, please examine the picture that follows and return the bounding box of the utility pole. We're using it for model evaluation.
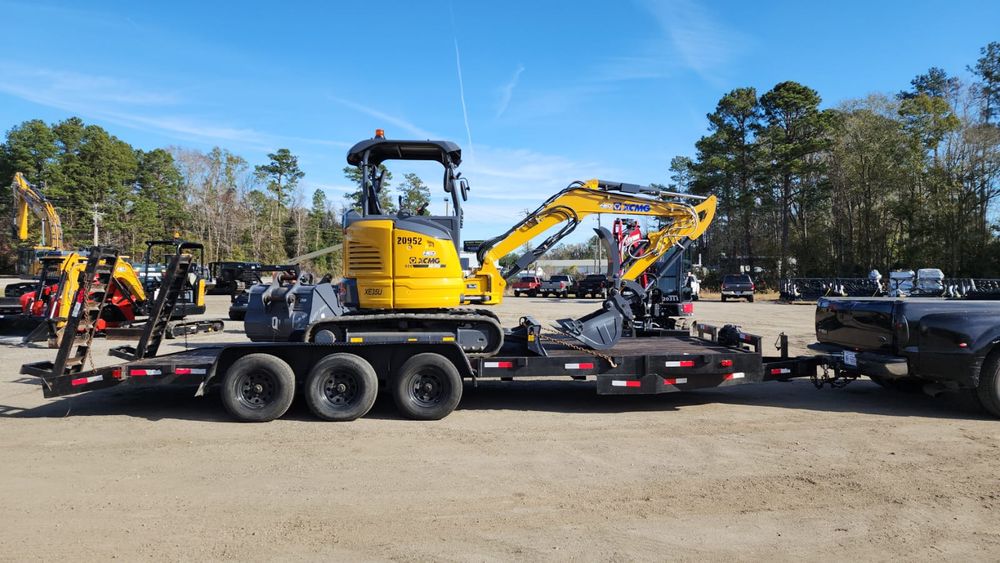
[91,203,102,245]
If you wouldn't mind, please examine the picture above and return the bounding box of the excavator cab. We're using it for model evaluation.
[139,240,207,318]
[341,131,469,310]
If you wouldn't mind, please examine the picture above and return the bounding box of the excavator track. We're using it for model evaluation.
[305,308,505,357]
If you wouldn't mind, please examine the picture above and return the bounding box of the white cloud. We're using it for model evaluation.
[328,96,436,139]
[0,63,348,150]
[496,64,525,118]
[637,0,748,83]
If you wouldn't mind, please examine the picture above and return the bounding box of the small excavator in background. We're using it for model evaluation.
[244,131,716,352]
[0,240,223,346]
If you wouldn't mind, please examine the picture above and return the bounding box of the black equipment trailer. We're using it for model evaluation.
[21,270,835,422]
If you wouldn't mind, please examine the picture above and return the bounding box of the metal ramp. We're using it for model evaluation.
[109,251,194,362]
[20,247,121,381]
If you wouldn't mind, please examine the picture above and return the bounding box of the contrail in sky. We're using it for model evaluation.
[450,4,473,160]
[453,37,473,159]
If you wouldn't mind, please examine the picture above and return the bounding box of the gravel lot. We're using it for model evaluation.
[1,288,998,560]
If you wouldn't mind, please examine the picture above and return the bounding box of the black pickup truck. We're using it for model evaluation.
[810,297,1000,416]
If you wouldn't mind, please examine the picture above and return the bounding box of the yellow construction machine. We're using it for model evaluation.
[244,132,716,351]
[10,172,65,277]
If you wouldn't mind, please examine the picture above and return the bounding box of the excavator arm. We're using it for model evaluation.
[464,179,716,305]
[11,172,64,250]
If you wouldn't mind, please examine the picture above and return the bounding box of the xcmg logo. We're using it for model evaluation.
[611,202,652,213]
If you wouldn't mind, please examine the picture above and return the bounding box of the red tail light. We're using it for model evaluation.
[681,302,693,314]
[751,283,756,291]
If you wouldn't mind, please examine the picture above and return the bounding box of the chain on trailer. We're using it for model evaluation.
[537,330,618,368]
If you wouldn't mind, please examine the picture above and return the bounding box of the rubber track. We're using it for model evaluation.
[305,308,505,357]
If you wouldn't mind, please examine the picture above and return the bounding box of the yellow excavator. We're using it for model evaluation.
[10,172,65,277]
[244,131,716,352]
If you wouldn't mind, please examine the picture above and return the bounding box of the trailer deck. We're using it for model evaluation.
[19,246,829,422]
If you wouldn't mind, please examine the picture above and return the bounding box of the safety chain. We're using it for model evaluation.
[538,331,619,368]
[811,364,856,389]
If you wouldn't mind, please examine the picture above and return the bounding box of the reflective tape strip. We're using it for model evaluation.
[611,380,642,388]
[724,372,746,380]
[71,374,103,387]
[442,336,455,342]
[564,363,594,370]
[130,369,162,377]
[484,361,514,369]
[174,368,207,375]
[770,368,791,375]
[663,377,688,385]
[349,337,363,343]
[664,360,695,368]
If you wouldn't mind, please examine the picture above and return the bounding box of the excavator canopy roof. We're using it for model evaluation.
[347,138,462,167]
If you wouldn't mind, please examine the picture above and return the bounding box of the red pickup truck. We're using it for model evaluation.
[512,276,542,297]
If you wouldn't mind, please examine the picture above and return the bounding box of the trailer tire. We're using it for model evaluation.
[305,353,378,421]
[221,354,296,422]
[393,353,463,420]
[229,310,245,321]
[976,352,1000,418]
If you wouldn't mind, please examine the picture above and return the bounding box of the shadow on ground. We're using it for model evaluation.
[0,377,991,423]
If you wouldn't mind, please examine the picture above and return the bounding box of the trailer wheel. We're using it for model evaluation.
[977,352,1000,418]
[393,353,463,420]
[305,353,378,421]
[221,354,296,422]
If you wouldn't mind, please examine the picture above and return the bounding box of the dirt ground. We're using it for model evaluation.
[1,288,998,560]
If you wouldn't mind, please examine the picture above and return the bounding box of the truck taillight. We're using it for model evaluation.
[682,303,693,314]
[751,283,756,291]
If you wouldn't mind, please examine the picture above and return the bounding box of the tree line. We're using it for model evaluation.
[671,42,1000,281]
[0,119,430,275]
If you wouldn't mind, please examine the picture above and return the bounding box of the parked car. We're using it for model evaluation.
[540,275,573,297]
[721,274,755,302]
[576,274,610,298]
[512,276,542,297]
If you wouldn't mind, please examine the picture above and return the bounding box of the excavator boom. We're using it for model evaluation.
[11,172,64,249]
[464,179,716,305]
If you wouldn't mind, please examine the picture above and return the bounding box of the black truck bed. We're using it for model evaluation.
[816,297,1000,353]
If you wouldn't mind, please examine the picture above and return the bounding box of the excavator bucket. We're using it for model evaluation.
[553,293,632,350]
[553,227,631,350]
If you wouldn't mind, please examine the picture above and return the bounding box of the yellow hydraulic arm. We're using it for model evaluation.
[12,172,64,250]
[465,179,716,305]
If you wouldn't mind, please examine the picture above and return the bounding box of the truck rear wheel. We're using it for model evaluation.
[977,353,1000,418]
[221,354,296,422]
[305,353,378,421]
[393,353,463,420]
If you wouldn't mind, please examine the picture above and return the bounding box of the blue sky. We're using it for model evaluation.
[1,0,998,241]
